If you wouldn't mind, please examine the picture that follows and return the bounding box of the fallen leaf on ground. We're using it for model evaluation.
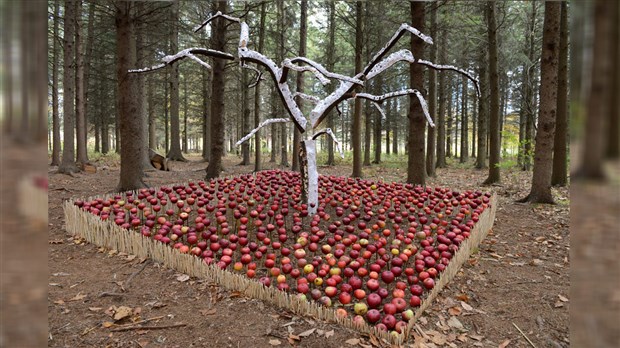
[288,334,300,344]
[498,339,511,348]
[54,299,65,305]
[554,301,564,308]
[456,294,469,302]
[461,301,473,311]
[136,337,149,348]
[88,307,102,312]
[298,328,316,337]
[268,339,281,346]
[558,295,568,302]
[448,306,462,316]
[346,338,360,345]
[447,316,464,330]
[324,330,334,338]
[200,308,217,316]
[113,306,133,321]
[176,274,190,282]
[469,334,484,341]
[102,321,115,328]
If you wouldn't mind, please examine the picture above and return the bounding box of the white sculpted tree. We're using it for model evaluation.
[131,12,479,215]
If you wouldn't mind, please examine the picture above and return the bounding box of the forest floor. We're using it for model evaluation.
[47,153,571,348]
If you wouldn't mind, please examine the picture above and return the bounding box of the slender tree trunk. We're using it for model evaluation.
[83,1,95,154]
[446,82,453,158]
[476,49,488,169]
[201,50,210,161]
[135,3,152,170]
[392,100,398,154]
[75,0,88,165]
[101,77,109,154]
[116,1,145,190]
[386,100,391,155]
[51,0,61,165]
[436,36,447,168]
[325,1,336,165]
[2,2,14,135]
[205,0,228,179]
[240,68,251,165]
[521,1,561,203]
[164,72,169,154]
[407,1,426,185]
[276,0,289,167]
[551,1,569,186]
[253,3,266,171]
[522,1,537,171]
[426,3,437,175]
[605,0,619,159]
[471,92,477,158]
[373,76,383,164]
[59,0,78,173]
[167,1,186,161]
[352,0,364,177]
[484,1,501,184]
[459,73,468,163]
[183,77,188,153]
[575,0,613,180]
[270,86,278,163]
[148,78,156,149]
[292,0,307,171]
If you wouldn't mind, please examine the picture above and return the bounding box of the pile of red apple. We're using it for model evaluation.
[74,170,491,334]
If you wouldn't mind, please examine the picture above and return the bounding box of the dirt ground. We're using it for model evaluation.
[46,153,570,348]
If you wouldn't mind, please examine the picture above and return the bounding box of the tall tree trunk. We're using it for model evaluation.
[240,68,251,165]
[373,75,383,164]
[135,3,152,170]
[575,0,613,180]
[476,49,488,169]
[253,2,266,171]
[75,0,88,165]
[205,0,228,179]
[436,32,447,168]
[386,99,391,155]
[551,1,568,186]
[51,0,61,165]
[59,0,78,173]
[522,1,537,171]
[292,0,307,171]
[459,73,468,163]
[164,72,169,153]
[605,0,619,159]
[407,1,426,185]
[148,78,156,149]
[521,1,561,203]
[471,92,477,158]
[116,1,146,190]
[325,1,336,165]
[276,0,289,167]
[351,0,364,177]
[101,77,110,154]
[201,33,210,161]
[364,102,372,166]
[426,3,437,175]
[270,86,278,162]
[2,2,14,135]
[484,1,501,184]
[167,1,186,161]
[83,1,95,155]
[392,100,398,154]
[446,82,453,158]
[183,77,188,153]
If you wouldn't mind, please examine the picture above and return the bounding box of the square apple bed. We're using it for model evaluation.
[64,169,496,344]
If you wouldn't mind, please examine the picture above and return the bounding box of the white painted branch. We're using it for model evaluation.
[129,48,234,73]
[310,79,358,128]
[282,59,331,85]
[241,63,263,88]
[363,23,433,75]
[312,128,344,158]
[193,11,240,33]
[366,49,415,80]
[303,139,319,216]
[370,102,387,121]
[355,89,434,128]
[289,57,364,85]
[417,59,480,97]
[235,118,291,146]
[293,92,320,103]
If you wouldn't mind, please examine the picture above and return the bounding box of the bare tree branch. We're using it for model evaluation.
[235,118,290,147]
[129,48,234,73]
[193,11,240,33]
[312,128,344,158]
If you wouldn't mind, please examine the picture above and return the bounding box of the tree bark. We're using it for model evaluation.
[183,77,188,153]
[446,81,453,158]
[426,3,437,175]
[575,0,613,180]
[164,71,169,153]
[386,99,391,155]
[51,0,61,165]
[116,1,146,190]
[148,78,156,150]
[551,1,568,186]
[392,100,398,154]
[373,75,383,164]
[167,0,186,161]
[59,0,78,173]
[276,0,289,167]
[201,28,210,161]
[253,2,266,172]
[351,0,364,178]
[484,1,501,184]
[135,3,153,170]
[605,0,619,159]
[407,1,426,185]
[475,49,488,169]
[521,1,561,203]
[205,0,228,179]
[459,73,468,163]
[292,0,307,171]
[240,68,251,165]
[75,0,88,165]
[326,0,336,166]
[436,33,447,168]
